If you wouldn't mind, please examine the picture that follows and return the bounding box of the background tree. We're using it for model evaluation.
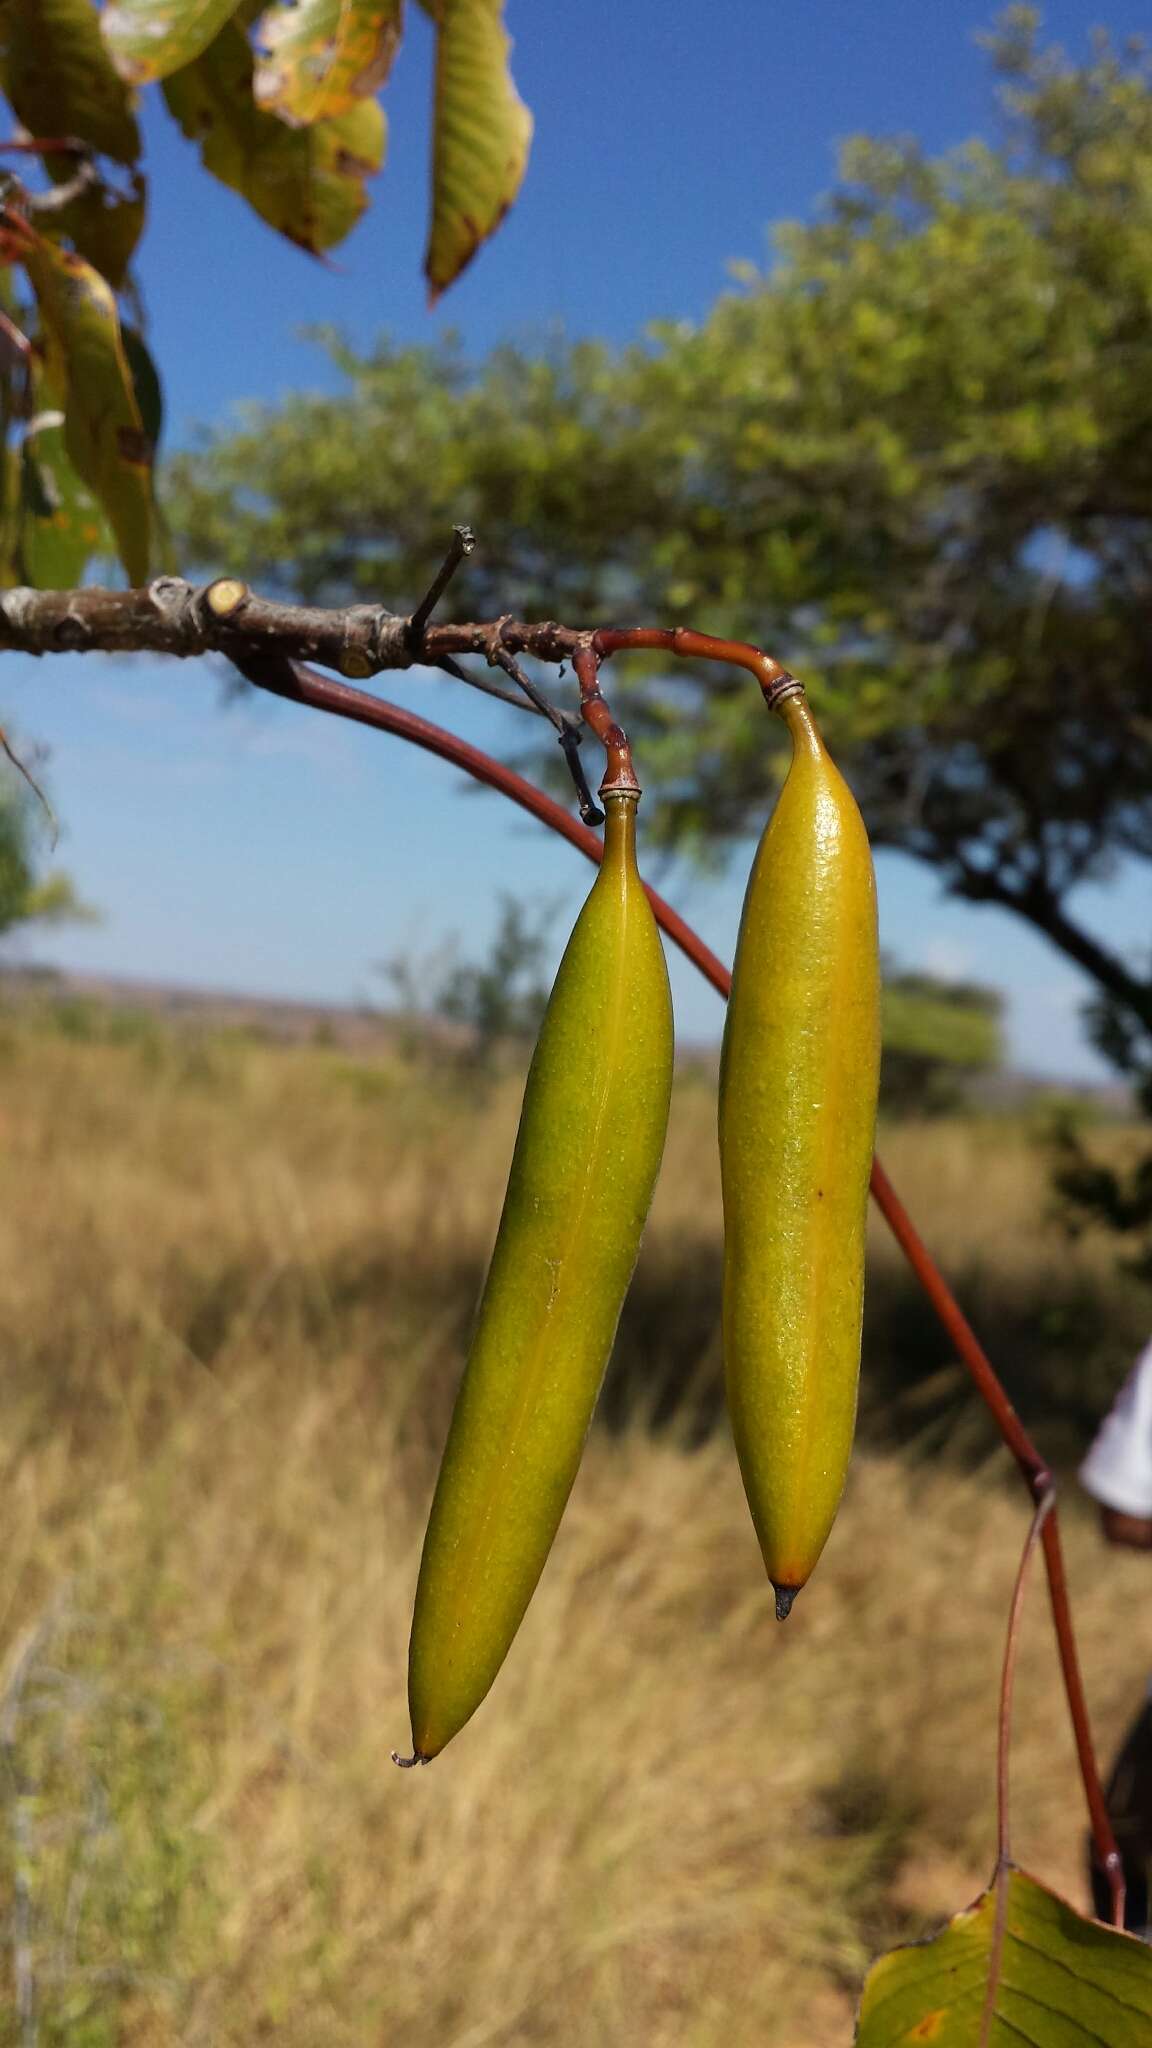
[169,8,1152,1079]
[880,966,1004,1117]
[0,769,93,942]
[376,890,556,1077]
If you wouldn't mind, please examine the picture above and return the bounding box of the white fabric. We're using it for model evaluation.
[1079,1337,1152,1518]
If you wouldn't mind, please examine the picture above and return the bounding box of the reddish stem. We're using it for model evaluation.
[244,653,1123,1923]
[870,1163,1123,1923]
[572,643,638,794]
[0,137,88,158]
[869,1162,1046,1489]
[594,624,800,709]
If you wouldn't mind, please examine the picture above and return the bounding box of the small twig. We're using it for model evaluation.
[432,657,544,717]
[486,628,605,826]
[556,727,605,829]
[996,1489,1055,1874]
[0,726,58,847]
[406,525,476,648]
[486,630,563,726]
[23,159,100,216]
[978,1489,1057,2048]
[0,138,91,160]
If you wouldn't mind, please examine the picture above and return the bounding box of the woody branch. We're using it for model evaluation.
[0,577,592,679]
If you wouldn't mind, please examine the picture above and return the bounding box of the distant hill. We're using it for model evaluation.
[0,962,1134,1112]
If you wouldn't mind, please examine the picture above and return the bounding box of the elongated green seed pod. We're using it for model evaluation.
[406,792,673,1760]
[719,689,880,1617]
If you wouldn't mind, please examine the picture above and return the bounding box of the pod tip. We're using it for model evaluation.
[773,1584,800,1623]
[391,1748,431,1769]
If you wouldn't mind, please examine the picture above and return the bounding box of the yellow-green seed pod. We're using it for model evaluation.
[405,792,673,1761]
[719,689,880,1617]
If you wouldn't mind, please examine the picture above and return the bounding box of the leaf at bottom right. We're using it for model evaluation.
[857,1863,1152,2046]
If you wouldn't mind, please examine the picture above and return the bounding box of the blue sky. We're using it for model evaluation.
[8,0,1151,1074]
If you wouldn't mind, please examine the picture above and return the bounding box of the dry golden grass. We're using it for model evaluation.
[0,1012,1147,2045]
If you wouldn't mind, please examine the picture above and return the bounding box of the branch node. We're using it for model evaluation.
[51,613,91,652]
[483,613,514,668]
[203,577,249,622]
[334,604,394,679]
[148,577,198,645]
[339,646,375,680]
[1028,1465,1055,1506]
[0,587,40,645]
[762,672,804,713]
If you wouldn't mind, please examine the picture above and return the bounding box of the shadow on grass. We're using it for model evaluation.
[604,1232,1150,1470]
[5,1217,1146,1477]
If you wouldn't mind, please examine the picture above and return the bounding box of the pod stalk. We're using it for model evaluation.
[573,643,640,796]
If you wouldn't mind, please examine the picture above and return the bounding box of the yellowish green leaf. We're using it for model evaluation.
[23,234,151,583]
[0,0,139,163]
[163,17,385,253]
[425,0,531,301]
[856,1865,1152,2047]
[20,412,109,586]
[253,0,403,126]
[100,0,239,85]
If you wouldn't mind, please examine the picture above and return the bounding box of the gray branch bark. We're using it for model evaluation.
[0,578,585,680]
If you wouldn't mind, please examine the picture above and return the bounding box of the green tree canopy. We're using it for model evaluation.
[0,770,93,941]
[168,8,1152,1075]
[881,967,1004,1115]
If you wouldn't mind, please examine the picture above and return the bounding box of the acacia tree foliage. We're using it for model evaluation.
[169,11,1152,1070]
[881,967,1004,1116]
[378,890,556,1075]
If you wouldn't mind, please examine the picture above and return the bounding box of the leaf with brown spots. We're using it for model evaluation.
[425,0,531,301]
[163,14,385,254]
[856,1864,1152,2046]
[22,232,151,582]
[253,0,403,126]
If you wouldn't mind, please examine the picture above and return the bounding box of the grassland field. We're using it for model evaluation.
[0,994,1148,2045]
